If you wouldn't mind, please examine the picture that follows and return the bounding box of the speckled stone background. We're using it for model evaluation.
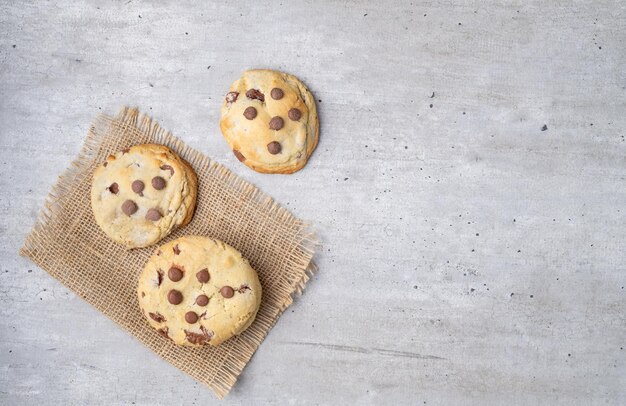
[1,1,624,405]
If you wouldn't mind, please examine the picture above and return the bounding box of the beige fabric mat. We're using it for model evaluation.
[20,107,317,399]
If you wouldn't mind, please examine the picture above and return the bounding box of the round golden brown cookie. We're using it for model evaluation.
[137,236,262,346]
[91,144,197,248]
[219,69,319,174]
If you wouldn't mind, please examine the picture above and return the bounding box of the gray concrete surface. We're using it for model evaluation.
[1,1,625,405]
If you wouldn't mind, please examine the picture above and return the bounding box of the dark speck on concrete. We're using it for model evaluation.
[185,32,188,35]
[510,293,514,297]
[429,104,433,108]
[413,285,417,289]
[430,92,435,98]
[364,13,367,16]
[541,124,548,131]
[344,178,348,181]
[28,269,32,273]
[12,44,17,48]
[404,146,408,149]
[318,99,322,103]
[207,66,211,69]
[530,295,534,298]
[458,22,462,25]
[462,111,466,115]
[470,288,475,292]
[138,14,141,18]
[149,83,154,87]
[568,353,571,357]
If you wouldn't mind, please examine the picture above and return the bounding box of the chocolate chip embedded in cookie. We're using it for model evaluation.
[267,141,282,155]
[137,236,262,346]
[243,106,257,120]
[220,69,319,174]
[288,108,302,121]
[90,144,198,248]
[270,87,284,100]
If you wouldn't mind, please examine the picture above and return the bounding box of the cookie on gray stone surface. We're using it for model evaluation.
[220,69,319,174]
[90,144,197,248]
[137,236,262,346]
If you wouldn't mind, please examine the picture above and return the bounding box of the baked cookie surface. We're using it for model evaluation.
[90,144,197,248]
[219,69,319,174]
[137,236,262,346]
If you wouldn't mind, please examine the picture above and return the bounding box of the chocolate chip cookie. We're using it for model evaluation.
[91,144,197,248]
[220,69,319,174]
[137,236,262,346]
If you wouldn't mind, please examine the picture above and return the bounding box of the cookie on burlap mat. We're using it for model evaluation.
[91,144,197,248]
[220,69,319,174]
[138,236,262,346]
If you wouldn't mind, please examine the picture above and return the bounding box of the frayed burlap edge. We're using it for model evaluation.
[20,107,319,398]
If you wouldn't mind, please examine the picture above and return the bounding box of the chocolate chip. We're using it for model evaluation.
[103,162,108,167]
[246,89,265,102]
[145,208,161,221]
[269,116,284,130]
[131,180,144,194]
[184,326,212,344]
[167,289,183,305]
[121,200,138,216]
[160,164,174,176]
[108,183,119,194]
[157,327,170,339]
[168,266,183,282]
[233,150,246,162]
[267,141,282,154]
[151,176,166,190]
[225,91,239,103]
[271,88,284,100]
[185,311,198,324]
[196,269,209,283]
[196,294,209,306]
[288,108,302,121]
[173,244,180,255]
[220,286,234,298]
[149,312,166,323]
[243,106,257,120]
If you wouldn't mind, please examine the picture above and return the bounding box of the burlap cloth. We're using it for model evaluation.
[20,107,317,399]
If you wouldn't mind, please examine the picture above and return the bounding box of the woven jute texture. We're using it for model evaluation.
[20,107,317,399]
